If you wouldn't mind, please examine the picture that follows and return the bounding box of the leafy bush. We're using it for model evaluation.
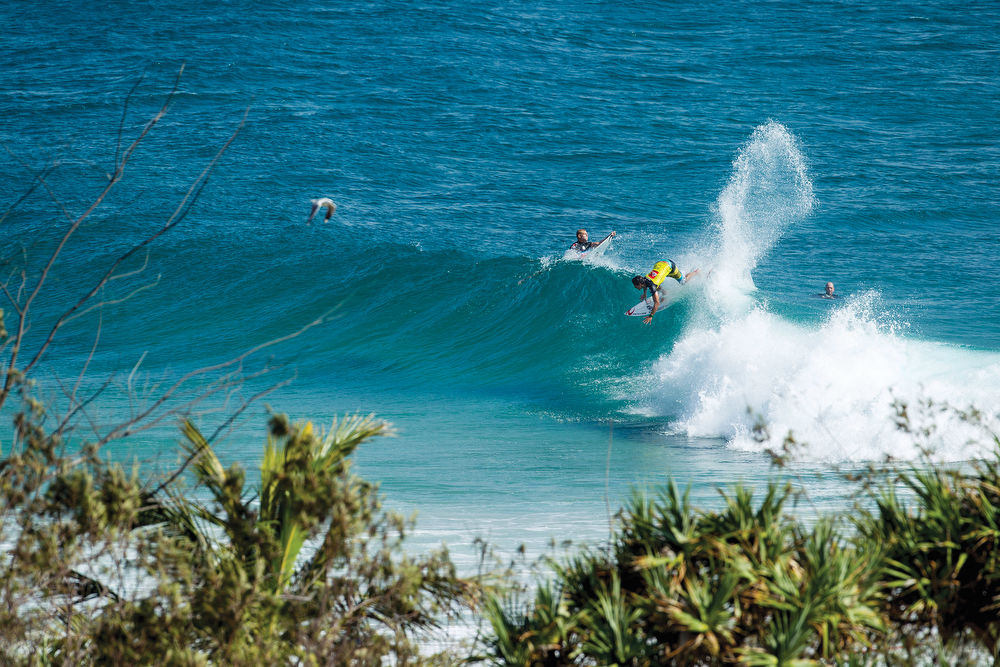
[478,433,1000,666]
[0,411,474,665]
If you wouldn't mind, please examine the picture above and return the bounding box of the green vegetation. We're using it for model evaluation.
[477,437,1000,666]
[0,407,474,665]
[5,384,1000,665]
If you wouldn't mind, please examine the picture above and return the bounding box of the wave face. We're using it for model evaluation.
[224,122,997,463]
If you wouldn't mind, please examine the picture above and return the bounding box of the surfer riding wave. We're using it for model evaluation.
[631,260,700,324]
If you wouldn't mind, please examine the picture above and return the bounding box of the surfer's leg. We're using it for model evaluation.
[682,268,700,283]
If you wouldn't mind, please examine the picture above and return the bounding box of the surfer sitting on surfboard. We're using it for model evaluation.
[570,228,616,252]
[631,260,700,324]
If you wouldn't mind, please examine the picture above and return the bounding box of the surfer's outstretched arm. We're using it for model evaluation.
[643,290,660,325]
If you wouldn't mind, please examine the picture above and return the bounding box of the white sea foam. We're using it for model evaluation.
[654,293,1000,461]
[635,122,1000,462]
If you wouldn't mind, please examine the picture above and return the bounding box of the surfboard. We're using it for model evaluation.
[564,234,614,260]
[626,297,657,317]
[626,282,680,317]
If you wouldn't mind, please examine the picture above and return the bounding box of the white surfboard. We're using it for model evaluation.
[625,297,656,317]
[626,296,680,317]
[626,278,685,316]
[563,233,614,261]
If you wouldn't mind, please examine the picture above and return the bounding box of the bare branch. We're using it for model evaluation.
[19,103,251,385]
[115,70,148,174]
[63,274,162,326]
[0,163,57,226]
[1,145,74,225]
[96,308,326,445]
[0,66,187,412]
[16,262,27,304]
[104,366,257,440]
[1,250,30,319]
[52,373,115,443]
[70,307,103,407]
[126,351,148,397]
[148,372,295,497]
[0,279,22,315]
[108,250,150,283]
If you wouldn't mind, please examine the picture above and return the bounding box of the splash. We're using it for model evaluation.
[641,291,1000,462]
[706,121,815,306]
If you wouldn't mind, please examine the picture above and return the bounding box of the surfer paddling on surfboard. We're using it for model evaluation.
[570,229,616,253]
[630,260,700,324]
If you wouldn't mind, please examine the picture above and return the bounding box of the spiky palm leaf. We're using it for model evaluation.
[580,573,649,666]
[480,594,540,666]
[738,604,820,667]
[661,571,740,659]
[702,483,795,568]
[622,482,705,593]
[259,414,390,593]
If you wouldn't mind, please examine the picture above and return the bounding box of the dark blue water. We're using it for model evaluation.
[3,0,999,565]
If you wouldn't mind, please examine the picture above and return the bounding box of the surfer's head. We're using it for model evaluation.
[825,282,835,295]
[576,229,588,242]
[631,276,643,288]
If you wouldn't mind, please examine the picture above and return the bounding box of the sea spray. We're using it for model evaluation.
[705,121,815,311]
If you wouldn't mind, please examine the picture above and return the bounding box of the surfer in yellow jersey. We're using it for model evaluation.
[631,260,700,324]
[570,228,616,252]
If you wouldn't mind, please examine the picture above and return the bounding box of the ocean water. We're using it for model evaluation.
[2,0,999,569]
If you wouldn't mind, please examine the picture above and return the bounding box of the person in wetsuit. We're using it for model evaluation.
[570,228,616,252]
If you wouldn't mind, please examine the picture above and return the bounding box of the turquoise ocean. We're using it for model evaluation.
[3,1,999,571]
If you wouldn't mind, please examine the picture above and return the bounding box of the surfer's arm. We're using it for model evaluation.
[597,231,616,246]
[643,290,660,324]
